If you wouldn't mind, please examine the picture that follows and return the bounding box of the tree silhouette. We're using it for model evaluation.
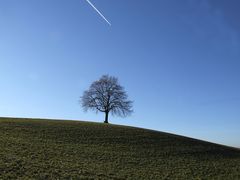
[81,75,133,123]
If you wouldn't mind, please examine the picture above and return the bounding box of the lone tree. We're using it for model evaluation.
[81,75,133,123]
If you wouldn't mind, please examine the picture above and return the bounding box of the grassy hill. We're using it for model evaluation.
[0,117,239,179]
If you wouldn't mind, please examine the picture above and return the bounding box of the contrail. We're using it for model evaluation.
[85,0,111,26]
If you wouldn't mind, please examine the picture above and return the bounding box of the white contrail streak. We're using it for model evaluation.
[85,0,111,26]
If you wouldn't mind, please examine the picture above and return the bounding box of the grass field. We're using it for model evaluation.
[0,117,240,179]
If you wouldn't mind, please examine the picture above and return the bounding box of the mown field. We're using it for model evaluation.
[0,117,239,179]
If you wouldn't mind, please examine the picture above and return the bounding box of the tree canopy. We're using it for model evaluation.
[81,75,133,123]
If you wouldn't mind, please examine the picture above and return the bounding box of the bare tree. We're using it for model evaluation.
[81,75,133,123]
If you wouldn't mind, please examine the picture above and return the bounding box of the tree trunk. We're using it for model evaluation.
[104,111,109,123]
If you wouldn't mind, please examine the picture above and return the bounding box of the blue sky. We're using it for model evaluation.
[0,0,239,147]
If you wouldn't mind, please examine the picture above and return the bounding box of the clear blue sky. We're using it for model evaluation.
[0,0,239,147]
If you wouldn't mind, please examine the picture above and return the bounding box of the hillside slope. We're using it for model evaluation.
[0,117,239,179]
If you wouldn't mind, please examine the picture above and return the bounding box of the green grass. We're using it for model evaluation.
[0,117,240,179]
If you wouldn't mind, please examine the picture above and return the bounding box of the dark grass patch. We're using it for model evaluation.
[0,117,240,179]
